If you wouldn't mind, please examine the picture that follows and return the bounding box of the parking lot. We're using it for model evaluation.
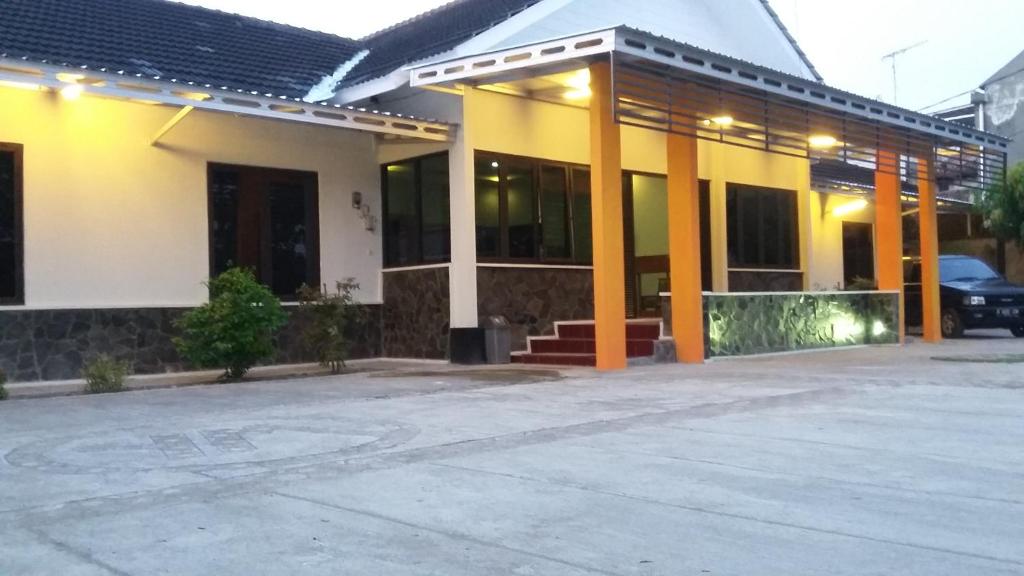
[1,334,1022,575]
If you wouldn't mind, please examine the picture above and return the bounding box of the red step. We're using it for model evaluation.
[512,353,596,366]
[513,320,661,367]
[556,322,661,340]
[529,338,654,357]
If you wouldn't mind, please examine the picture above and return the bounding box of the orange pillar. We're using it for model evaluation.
[875,150,905,342]
[918,156,942,342]
[589,61,627,370]
[667,133,704,363]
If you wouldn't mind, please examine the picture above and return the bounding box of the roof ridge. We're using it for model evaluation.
[360,0,473,41]
[158,0,361,44]
[756,0,822,82]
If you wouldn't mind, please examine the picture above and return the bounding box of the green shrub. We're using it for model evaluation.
[0,369,8,401]
[297,280,363,374]
[83,355,130,394]
[174,267,287,380]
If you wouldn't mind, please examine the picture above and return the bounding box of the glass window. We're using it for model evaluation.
[0,144,22,304]
[475,156,501,259]
[571,168,592,264]
[506,161,537,259]
[726,184,798,269]
[382,153,451,267]
[383,161,418,267]
[540,165,570,259]
[208,164,319,299]
[420,155,451,262]
[474,152,591,264]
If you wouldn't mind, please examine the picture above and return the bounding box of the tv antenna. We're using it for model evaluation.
[882,40,927,105]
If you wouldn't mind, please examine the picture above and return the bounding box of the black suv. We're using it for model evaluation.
[905,255,1024,338]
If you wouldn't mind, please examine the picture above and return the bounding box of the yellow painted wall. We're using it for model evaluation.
[809,192,877,290]
[0,86,382,308]
[465,88,857,289]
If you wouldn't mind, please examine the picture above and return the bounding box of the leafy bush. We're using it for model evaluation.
[83,355,130,394]
[174,268,287,380]
[977,161,1024,245]
[298,280,363,374]
[0,369,8,401]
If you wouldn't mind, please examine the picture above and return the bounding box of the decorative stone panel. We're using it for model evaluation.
[0,305,382,383]
[382,267,450,359]
[477,267,594,350]
[703,291,900,357]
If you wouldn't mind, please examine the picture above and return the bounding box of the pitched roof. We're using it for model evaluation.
[0,0,363,99]
[983,48,1024,87]
[342,0,543,87]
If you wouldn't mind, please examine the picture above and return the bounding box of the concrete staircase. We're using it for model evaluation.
[511,320,663,366]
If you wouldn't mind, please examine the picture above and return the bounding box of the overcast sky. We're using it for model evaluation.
[180,0,1024,112]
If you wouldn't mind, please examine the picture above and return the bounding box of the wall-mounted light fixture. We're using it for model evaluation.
[831,198,868,218]
[352,191,375,232]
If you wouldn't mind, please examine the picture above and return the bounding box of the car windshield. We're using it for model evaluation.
[940,258,1001,282]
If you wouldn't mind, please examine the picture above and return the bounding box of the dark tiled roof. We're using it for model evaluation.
[342,0,542,87]
[0,0,363,99]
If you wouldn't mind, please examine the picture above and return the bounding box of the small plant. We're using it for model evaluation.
[174,267,287,380]
[297,280,364,374]
[0,369,8,401]
[83,355,130,394]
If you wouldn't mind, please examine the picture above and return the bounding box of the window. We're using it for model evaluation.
[382,153,451,267]
[474,152,591,264]
[208,164,319,299]
[726,184,798,269]
[0,143,22,304]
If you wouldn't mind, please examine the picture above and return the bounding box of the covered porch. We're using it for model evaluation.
[409,27,1008,370]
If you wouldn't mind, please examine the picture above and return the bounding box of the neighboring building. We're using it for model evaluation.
[979,50,1024,165]
[0,0,1009,381]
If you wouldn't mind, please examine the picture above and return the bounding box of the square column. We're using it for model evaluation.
[589,61,627,371]
[875,150,905,342]
[448,87,479,329]
[667,133,704,363]
[918,156,942,342]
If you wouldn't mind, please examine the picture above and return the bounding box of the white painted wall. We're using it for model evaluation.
[0,86,383,309]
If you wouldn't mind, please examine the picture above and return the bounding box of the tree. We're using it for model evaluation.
[976,161,1024,246]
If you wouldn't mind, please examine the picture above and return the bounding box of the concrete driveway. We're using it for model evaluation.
[1,335,1022,575]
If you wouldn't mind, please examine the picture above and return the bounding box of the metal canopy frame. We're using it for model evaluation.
[408,27,1008,191]
[0,59,454,142]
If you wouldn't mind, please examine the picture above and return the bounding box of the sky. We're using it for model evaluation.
[179,0,1024,112]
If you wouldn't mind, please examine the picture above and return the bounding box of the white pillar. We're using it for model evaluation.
[447,87,479,328]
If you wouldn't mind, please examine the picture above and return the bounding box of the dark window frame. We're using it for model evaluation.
[726,183,800,270]
[206,162,320,300]
[381,152,451,268]
[0,143,24,305]
[474,150,592,265]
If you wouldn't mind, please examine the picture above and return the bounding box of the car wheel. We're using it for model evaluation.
[941,309,964,338]
[1012,326,1024,338]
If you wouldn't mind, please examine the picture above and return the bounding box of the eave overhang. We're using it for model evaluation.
[409,27,1008,190]
[0,58,454,142]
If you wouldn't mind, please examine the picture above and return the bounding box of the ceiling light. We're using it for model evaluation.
[562,69,591,101]
[0,80,44,91]
[709,115,733,127]
[55,72,86,84]
[563,88,592,100]
[808,134,838,149]
[490,161,499,169]
[59,84,84,100]
[831,198,868,217]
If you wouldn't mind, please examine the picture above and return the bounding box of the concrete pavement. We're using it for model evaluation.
[1,335,1022,575]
